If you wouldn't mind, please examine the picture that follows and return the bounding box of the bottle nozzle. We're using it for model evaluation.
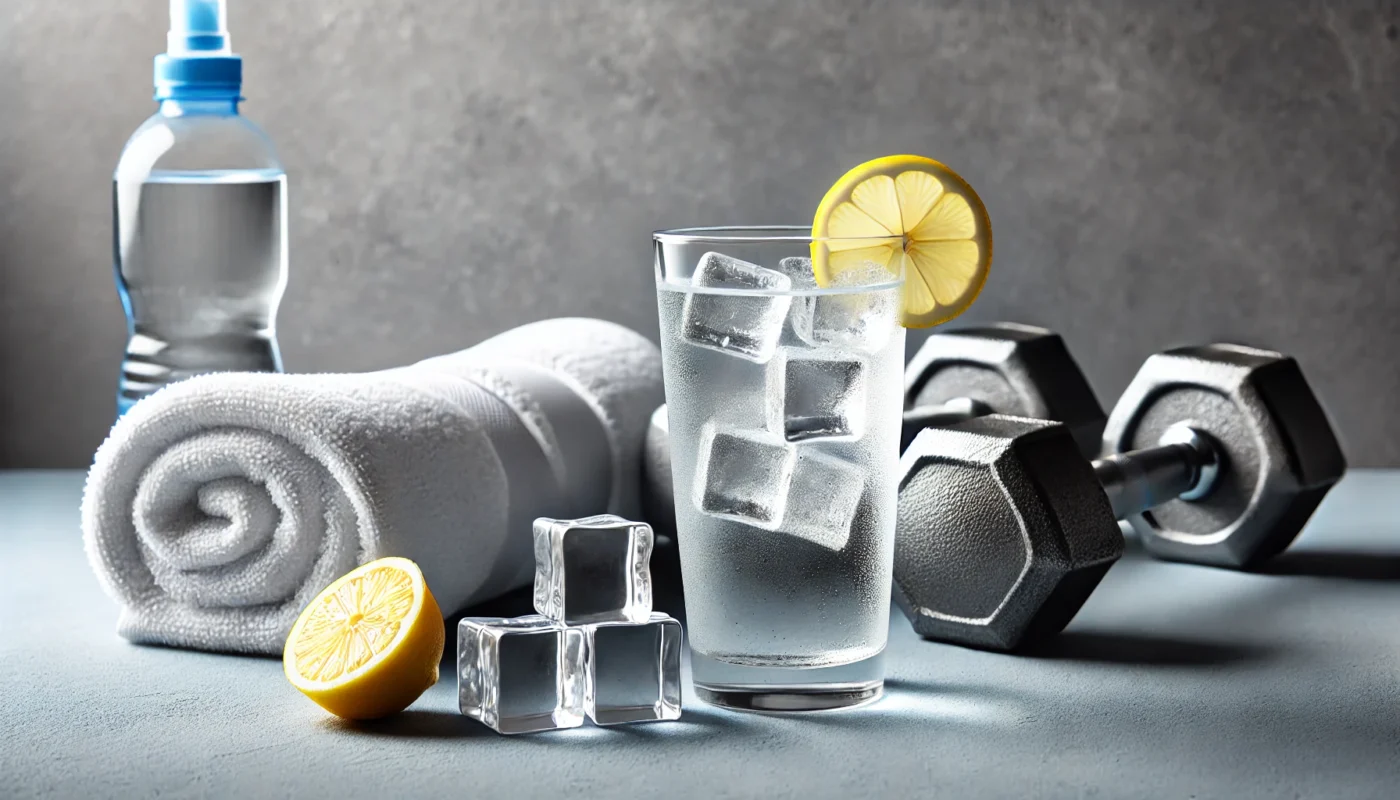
[167,0,231,55]
[154,0,241,100]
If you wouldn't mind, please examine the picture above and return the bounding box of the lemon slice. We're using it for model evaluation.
[284,557,444,720]
[812,154,993,328]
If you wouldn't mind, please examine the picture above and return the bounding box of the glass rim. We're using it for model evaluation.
[653,225,901,246]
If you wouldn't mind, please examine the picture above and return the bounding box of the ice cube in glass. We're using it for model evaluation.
[682,252,793,363]
[768,348,868,442]
[780,257,896,354]
[782,449,865,551]
[692,423,796,529]
[777,255,820,289]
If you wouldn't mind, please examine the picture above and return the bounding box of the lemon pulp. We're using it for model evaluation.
[812,154,993,328]
[284,557,444,720]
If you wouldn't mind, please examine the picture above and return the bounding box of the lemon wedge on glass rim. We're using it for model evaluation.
[811,154,993,329]
[283,557,444,720]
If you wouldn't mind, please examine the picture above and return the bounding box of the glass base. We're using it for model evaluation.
[690,649,885,713]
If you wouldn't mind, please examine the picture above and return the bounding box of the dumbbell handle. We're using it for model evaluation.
[1090,425,1222,519]
[900,397,994,452]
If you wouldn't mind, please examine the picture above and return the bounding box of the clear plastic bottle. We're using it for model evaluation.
[112,0,287,416]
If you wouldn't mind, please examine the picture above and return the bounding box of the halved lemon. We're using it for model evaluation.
[283,557,444,720]
[812,154,993,328]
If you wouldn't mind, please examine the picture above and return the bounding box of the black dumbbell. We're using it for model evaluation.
[894,344,1347,652]
[641,323,1106,532]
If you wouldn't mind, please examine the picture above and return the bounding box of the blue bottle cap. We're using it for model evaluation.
[154,0,243,101]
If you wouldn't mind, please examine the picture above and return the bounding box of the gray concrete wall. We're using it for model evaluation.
[1,0,1396,468]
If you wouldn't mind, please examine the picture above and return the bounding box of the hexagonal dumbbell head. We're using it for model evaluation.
[895,416,1124,651]
[1103,344,1346,568]
[905,323,1106,456]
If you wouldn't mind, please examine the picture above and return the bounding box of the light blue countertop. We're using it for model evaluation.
[2,470,1398,799]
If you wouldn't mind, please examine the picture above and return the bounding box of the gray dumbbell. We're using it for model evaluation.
[641,323,1106,533]
[902,322,1105,457]
[895,344,1347,652]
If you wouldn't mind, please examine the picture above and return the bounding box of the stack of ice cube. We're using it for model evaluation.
[682,252,885,552]
[458,514,682,734]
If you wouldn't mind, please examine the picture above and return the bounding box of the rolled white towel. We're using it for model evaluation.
[82,318,663,655]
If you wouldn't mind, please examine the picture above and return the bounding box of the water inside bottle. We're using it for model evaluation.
[113,168,287,413]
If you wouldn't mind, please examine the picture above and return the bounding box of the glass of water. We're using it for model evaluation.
[654,226,906,712]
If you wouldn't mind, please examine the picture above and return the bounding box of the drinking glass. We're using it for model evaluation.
[654,226,905,711]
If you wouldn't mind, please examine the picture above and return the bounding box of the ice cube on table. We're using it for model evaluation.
[767,348,868,442]
[780,257,897,354]
[781,449,865,551]
[458,615,586,734]
[584,613,684,725]
[533,515,654,625]
[692,423,796,529]
[682,252,793,363]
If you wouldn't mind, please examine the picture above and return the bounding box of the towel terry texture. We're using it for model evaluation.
[82,318,664,655]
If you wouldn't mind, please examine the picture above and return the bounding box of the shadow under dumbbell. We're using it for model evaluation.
[1023,630,1275,667]
[1255,549,1400,581]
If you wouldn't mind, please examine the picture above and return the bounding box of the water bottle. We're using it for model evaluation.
[112,0,287,416]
